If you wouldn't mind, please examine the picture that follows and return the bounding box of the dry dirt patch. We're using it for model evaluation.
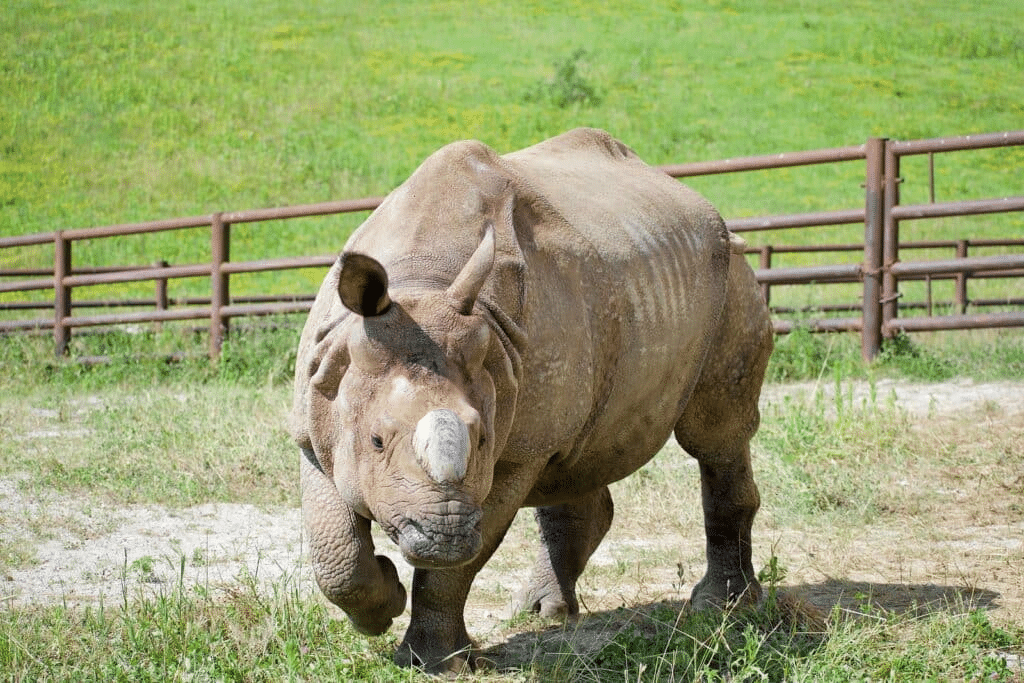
[2,378,1022,667]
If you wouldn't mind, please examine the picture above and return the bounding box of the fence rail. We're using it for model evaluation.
[2,131,1022,360]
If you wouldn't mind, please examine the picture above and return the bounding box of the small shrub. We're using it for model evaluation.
[525,48,602,109]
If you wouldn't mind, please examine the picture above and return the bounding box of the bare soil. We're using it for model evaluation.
[3,378,1022,671]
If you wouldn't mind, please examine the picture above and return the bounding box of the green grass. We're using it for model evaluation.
[2,333,1023,679]
[2,0,1022,314]
[555,594,1023,681]
[0,574,416,682]
[3,562,1020,681]
[766,326,1024,383]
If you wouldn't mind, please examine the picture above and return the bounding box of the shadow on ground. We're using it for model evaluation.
[481,580,1002,674]
[790,578,1000,618]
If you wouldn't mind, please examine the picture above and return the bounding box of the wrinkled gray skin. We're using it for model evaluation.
[292,128,773,674]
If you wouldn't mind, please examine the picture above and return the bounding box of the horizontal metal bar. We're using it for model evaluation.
[744,237,1024,256]
[746,243,864,255]
[0,232,55,248]
[889,253,1024,277]
[884,311,1024,333]
[727,208,864,232]
[0,277,54,294]
[660,144,865,178]
[897,268,1024,282]
[219,301,314,317]
[755,263,862,285]
[62,263,211,287]
[63,215,214,241]
[0,318,53,331]
[887,238,1024,250]
[221,197,384,224]
[220,254,336,275]
[61,307,213,328]
[890,196,1024,220]
[773,317,863,334]
[890,130,1024,156]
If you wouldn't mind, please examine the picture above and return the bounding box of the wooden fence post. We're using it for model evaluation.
[862,137,886,361]
[209,214,230,359]
[53,231,72,357]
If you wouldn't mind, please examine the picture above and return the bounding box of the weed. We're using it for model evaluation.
[525,48,602,109]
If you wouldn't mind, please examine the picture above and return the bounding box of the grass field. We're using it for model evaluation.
[2,0,1022,310]
[2,339,1023,680]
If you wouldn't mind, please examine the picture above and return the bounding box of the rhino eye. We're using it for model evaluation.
[478,433,486,450]
[370,434,385,451]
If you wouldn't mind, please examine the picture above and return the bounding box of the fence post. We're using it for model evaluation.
[209,213,230,359]
[881,140,901,337]
[53,231,72,357]
[154,259,169,332]
[759,245,773,306]
[862,137,886,361]
[956,240,969,313]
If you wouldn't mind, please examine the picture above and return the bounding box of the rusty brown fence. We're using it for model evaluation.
[1,131,1022,361]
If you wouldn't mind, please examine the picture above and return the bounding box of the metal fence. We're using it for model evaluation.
[2,131,1022,361]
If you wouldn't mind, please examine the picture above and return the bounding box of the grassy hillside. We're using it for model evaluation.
[2,0,1022,318]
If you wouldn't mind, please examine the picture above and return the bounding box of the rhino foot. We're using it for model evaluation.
[515,488,613,620]
[689,572,762,612]
[395,624,477,676]
[513,578,578,619]
[342,554,407,636]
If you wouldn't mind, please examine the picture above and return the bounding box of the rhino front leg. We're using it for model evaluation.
[395,462,548,675]
[300,450,406,635]
[393,566,477,674]
[515,485,614,618]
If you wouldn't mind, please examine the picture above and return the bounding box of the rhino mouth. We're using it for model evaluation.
[384,500,484,568]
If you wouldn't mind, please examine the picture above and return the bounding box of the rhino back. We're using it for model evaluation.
[498,129,732,489]
[295,128,733,493]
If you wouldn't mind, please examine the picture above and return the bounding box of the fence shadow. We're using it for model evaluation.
[479,579,1002,673]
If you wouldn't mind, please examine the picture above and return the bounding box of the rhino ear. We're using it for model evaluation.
[338,252,392,317]
[447,223,496,315]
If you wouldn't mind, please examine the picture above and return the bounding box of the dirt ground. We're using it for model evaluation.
[2,378,1022,670]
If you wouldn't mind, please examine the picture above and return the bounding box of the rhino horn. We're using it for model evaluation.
[413,409,471,484]
[337,252,392,317]
[446,223,495,315]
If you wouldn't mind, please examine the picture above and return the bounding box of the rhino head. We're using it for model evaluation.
[297,226,505,634]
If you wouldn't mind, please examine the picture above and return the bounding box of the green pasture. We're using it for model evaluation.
[2,3,1024,679]
[2,0,1022,321]
[2,328,1024,680]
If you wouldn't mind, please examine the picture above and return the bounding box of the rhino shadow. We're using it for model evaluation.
[480,580,1002,673]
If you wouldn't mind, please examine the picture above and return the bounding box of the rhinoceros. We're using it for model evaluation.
[292,128,773,673]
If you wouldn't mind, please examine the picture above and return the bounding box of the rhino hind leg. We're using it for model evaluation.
[515,485,614,618]
[675,255,773,610]
[676,393,765,610]
[684,440,762,609]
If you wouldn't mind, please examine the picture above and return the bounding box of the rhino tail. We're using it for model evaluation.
[728,231,748,255]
